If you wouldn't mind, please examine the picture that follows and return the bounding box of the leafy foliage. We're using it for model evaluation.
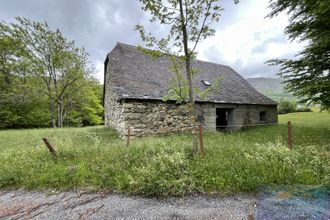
[278,99,297,114]
[0,17,103,128]
[278,99,312,114]
[136,0,236,152]
[296,105,312,113]
[135,0,236,104]
[267,0,330,110]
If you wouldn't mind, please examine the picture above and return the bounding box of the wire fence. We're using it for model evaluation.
[1,121,327,150]
[204,123,279,129]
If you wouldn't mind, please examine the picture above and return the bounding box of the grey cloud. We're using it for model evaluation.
[0,0,149,80]
[228,60,280,78]
[203,45,282,78]
[251,31,288,54]
[202,46,227,65]
[231,50,298,78]
[0,0,292,81]
[253,32,287,45]
[211,0,253,30]
[237,62,281,78]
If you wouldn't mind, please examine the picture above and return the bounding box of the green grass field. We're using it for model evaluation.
[0,112,329,196]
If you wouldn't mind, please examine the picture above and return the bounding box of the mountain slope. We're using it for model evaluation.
[246,77,293,101]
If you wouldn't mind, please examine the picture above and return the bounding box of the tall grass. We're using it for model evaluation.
[0,112,329,196]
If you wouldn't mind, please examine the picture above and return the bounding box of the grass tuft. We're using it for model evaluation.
[0,112,329,196]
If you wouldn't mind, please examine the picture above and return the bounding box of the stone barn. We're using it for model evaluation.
[104,43,277,136]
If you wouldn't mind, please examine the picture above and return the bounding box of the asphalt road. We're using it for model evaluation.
[0,190,255,219]
[1,187,329,219]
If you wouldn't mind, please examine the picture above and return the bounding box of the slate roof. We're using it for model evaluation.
[104,43,277,106]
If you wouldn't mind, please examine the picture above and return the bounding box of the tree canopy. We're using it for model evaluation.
[0,17,103,128]
[136,0,237,104]
[136,0,238,152]
[268,0,330,109]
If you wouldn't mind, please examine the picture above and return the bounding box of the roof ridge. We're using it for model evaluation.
[115,42,231,68]
[116,42,139,49]
[106,43,277,105]
[194,59,230,69]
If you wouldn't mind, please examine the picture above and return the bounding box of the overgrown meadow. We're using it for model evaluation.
[0,112,329,196]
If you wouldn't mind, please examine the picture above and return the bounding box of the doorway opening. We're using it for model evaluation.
[216,108,233,131]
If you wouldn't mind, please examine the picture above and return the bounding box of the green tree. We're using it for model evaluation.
[0,22,50,128]
[0,17,103,128]
[268,0,330,110]
[63,78,103,126]
[0,75,50,128]
[136,0,237,151]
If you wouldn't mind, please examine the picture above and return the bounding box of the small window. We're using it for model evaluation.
[259,111,267,122]
[202,80,211,86]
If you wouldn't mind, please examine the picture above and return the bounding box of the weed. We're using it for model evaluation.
[0,112,329,196]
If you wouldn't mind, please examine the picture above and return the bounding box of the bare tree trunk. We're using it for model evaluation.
[57,95,63,128]
[179,0,198,153]
[46,84,56,128]
[4,73,11,85]
[50,103,56,128]
[178,0,194,105]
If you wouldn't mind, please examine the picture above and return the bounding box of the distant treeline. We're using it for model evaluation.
[0,17,103,128]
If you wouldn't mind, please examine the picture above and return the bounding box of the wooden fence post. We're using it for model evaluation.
[198,124,205,155]
[247,213,254,220]
[287,121,292,150]
[42,138,57,160]
[127,127,131,147]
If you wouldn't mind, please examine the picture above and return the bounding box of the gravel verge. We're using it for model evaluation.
[1,186,328,219]
[0,190,255,219]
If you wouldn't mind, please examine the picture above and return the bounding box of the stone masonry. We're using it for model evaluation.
[105,97,278,136]
[105,99,200,136]
[104,80,277,136]
[104,43,278,136]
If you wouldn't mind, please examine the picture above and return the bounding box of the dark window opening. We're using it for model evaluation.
[260,111,267,122]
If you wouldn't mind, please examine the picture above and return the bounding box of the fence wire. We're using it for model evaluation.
[1,122,327,149]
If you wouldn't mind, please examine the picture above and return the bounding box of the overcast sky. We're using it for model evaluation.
[0,0,303,82]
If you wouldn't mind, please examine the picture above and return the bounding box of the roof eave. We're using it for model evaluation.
[117,97,277,106]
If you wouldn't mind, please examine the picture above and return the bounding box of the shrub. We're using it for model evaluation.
[278,99,297,114]
[296,105,312,112]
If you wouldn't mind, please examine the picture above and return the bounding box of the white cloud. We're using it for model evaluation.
[95,61,105,82]
[197,0,304,77]
[0,0,306,80]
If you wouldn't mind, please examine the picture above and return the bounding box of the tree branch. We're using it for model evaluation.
[189,1,212,56]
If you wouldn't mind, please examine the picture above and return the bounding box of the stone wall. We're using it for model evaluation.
[121,101,200,136]
[202,103,278,131]
[238,104,278,126]
[104,79,127,135]
[104,98,278,136]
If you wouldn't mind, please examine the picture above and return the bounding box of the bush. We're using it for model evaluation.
[278,99,297,114]
[296,106,312,112]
